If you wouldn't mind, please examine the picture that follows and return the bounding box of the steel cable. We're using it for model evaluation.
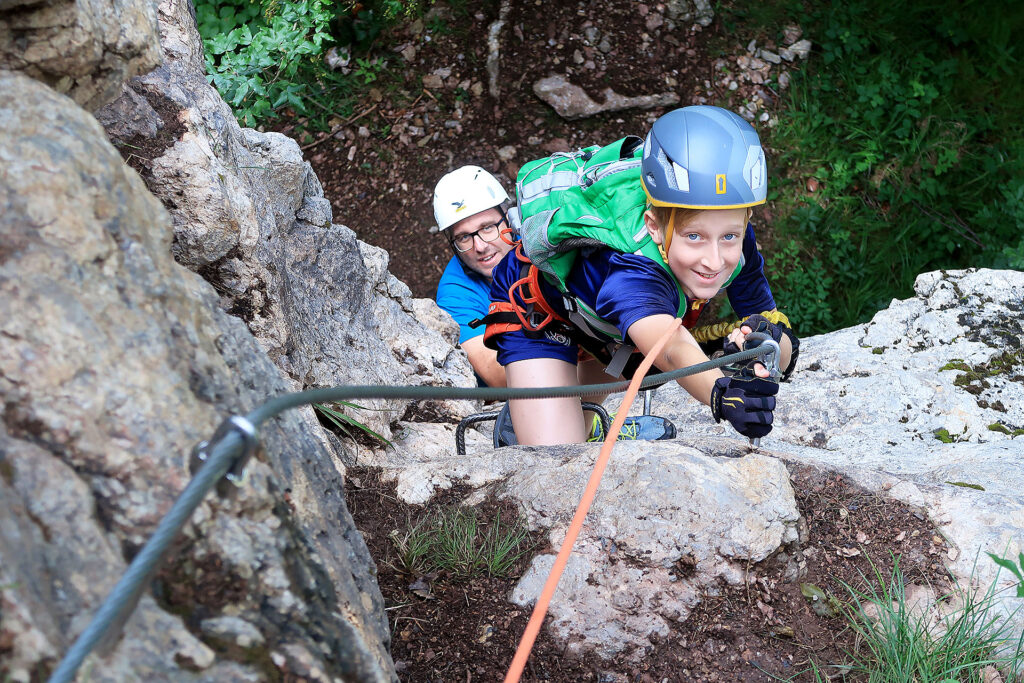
[49,343,772,683]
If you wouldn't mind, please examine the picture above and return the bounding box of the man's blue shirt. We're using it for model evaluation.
[436,255,491,344]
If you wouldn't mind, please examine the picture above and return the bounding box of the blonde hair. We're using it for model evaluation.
[647,204,754,235]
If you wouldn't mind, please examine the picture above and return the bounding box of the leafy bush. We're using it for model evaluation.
[761,0,1024,334]
[195,0,336,126]
[194,0,432,128]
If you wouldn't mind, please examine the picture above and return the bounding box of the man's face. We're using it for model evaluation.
[449,207,513,279]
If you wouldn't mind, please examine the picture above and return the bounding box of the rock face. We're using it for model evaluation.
[371,268,1024,659]
[0,0,161,111]
[0,72,395,681]
[95,0,475,442]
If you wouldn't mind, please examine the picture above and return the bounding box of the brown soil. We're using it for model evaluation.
[276,0,789,300]
[345,464,950,682]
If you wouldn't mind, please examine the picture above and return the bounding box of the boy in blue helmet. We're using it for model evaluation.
[483,105,798,445]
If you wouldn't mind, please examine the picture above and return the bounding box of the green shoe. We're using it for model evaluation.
[588,413,677,442]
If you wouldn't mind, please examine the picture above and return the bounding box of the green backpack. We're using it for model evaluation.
[508,136,741,343]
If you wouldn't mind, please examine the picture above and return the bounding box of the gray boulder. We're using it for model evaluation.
[0,71,395,682]
[0,0,161,111]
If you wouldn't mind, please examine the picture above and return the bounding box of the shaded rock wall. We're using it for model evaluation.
[96,0,476,442]
[0,71,395,681]
[0,0,161,111]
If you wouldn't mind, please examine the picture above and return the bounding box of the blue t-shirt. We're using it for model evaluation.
[436,256,491,344]
[488,224,776,366]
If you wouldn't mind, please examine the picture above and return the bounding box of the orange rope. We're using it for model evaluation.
[503,317,683,683]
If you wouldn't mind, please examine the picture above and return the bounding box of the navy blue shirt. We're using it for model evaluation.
[489,224,775,366]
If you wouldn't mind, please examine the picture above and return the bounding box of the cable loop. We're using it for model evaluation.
[189,415,260,494]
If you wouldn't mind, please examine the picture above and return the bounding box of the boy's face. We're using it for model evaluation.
[644,207,747,301]
[449,207,513,279]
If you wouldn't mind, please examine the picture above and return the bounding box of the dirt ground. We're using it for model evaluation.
[345,463,950,682]
[277,0,790,301]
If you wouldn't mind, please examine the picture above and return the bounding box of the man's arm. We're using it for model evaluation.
[460,335,507,387]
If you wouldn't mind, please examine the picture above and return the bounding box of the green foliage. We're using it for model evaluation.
[314,401,392,447]
[763,0,1024,334]
[334,0,431,52]
[196,0,336,126]
[389,504,534,579]
[987,551,1024,598]
[195,0,432,128]
[837,554,1024,681]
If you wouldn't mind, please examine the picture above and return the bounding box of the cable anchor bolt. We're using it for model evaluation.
[189,415,261,496]
[743,332,783,451]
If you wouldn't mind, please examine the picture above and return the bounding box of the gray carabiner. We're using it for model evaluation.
[742,332,783,449]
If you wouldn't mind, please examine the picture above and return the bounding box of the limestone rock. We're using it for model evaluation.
[533,73,680,121]
[506,446,798,659]
[94,0,477,442]
[657,268,1024,641]
[0,0,161,111]
[0,71,395,681]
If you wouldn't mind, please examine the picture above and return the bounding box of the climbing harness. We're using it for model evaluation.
[48,341,777,683]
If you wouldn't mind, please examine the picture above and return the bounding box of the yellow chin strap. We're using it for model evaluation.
[657,207,676,263]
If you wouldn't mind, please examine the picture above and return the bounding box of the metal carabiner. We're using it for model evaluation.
[742,332,783,449]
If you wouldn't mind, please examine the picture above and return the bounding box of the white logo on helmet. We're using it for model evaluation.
[671,161,690,192]
[743,145,766,193]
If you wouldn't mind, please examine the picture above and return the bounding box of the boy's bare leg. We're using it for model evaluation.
[506,358,588,445]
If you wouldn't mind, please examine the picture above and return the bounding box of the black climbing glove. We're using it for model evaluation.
[710,370,779,439]
[723,314,784,354]
[724,314,799,380]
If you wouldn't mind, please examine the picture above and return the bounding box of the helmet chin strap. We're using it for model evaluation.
[657,206,677,262]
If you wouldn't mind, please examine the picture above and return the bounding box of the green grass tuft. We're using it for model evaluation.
[389,503,535,580]
[836,554,1024,681]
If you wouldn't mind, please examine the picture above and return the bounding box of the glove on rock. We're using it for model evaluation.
[710,371,779,439]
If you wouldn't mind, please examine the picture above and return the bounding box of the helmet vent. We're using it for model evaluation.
[657,148,675,190]
[671,161,690,192]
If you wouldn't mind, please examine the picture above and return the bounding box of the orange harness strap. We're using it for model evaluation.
[506,243,568,333]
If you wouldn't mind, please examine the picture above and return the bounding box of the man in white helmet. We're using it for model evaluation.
[433,165,516,387]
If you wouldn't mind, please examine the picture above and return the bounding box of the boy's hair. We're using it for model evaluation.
[648,204,753,234]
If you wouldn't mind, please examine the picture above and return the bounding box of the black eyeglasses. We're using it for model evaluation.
[450,217,506,253]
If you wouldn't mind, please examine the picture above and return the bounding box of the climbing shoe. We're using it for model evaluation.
[492,402,518,448]
[587,413,677,442]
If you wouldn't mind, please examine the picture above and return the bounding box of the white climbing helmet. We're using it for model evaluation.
[432,165,509,232]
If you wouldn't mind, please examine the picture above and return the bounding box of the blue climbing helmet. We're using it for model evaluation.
[641,105,767,210]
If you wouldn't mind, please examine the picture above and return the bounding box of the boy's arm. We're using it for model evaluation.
[628,314,722,404]
[460,335,507,387]
[630,314,780,440]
